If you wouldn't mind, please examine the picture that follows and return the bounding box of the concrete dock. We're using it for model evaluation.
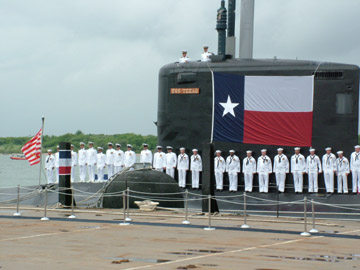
[0,208,359,270]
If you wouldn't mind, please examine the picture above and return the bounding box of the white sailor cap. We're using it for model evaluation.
[97,147,103,150]
[325,147,332,151]
[277,148,284,151]
[116,143,121,147]
[166,146,173,150]
[47,149,52,152]
[80,142,85,145]
[229,150,235,153]
[192,149,198,152]
[246,150,252,154]
[71,144,74,148]
[57,145,59,148]
[337,151,343,155]
[127,144,132,148]
[180,147,185,151]
[182,50,187,53]
[215,150,222,153]
[142,143,148,147]
[355,145,360,149]
[309,148,316,152]
[294,147,301,151]
[108,142,113,146]
[203,45,209,48]
[88,141,94,145]
[157,145,162,149]
[261,149,267,152]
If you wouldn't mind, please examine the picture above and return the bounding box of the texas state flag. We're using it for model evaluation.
[211,72,314,146]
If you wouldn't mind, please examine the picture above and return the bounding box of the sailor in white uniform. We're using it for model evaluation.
[124,144,136,171]
[177,147,189,188]
[291,147,306,193]
[179,50,190,63]
[257,149,272,193]
[153,146,166,172]
[96,147,106,182]
[226,150,240,192]
[87,142,97,182]
[70,144,77,182]
[140,143,152,166]
[45,149,55,184]
[350,145,360,193]
[242,150,256,192]
[54,145,60,183]
[165,146,177,178]
[105,142,115,179]
[335,151,349,194]
[190,149,202,189]
[201,45,212,62]
[214,150,226,191]
[78,142,87,182]
[306,149,322,193]
[322,147,336,193]
[273,148,289,193]
[114,144,124,174]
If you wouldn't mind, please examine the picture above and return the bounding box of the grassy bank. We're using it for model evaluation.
[0,130,157,154]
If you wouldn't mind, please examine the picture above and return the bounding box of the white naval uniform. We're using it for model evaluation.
[153,152,166,172]
[226,155,240,191]
[45,154,55,184]
[165,152,177,178]
[306,155,322,193]
[106,148,116,179]
[140,149,153,165]
[177,153,189,188]
[78,149,87,182]
[114,150,125,174]
[291,154,306,193]
[257,155,272,193]
[322,153,336,193]
[214,156,226,190]
[350,151,360,193]
[242,156,256,192]
[190,154,202,189]
[96,153,106,182]
[201,52,212,62]
[54,152,60,183]
[273,154,289,192]
[124,150,136,170]
[179,56,190,63]
[87,147,97,182]
[335,157,349,193]
[71,151,78,182]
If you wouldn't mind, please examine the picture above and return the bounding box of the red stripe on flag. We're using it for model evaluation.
[59,167,71,175]
[21,129,42,166]
[243,111,313,146]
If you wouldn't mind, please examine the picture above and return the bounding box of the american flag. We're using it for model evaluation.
[21,129,42,166]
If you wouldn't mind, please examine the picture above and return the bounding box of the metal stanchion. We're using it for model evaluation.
[309,199,319,233]
[40,187,50,221]
[300,196,311,237]
[204,195,215,231]
[119,191,130,226]
[68,187,76,219]
[13,185,22,216]
[241,192,250,229]
[125,187,132,222]
[182,189,190,225]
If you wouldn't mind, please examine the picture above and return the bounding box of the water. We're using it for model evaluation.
[0,154,40,188]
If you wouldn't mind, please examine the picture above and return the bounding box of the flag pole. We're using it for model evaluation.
[38,116,45,186]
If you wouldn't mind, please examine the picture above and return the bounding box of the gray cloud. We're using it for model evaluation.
[0,0,359,137]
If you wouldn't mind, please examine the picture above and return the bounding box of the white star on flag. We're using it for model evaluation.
[220,95,239,117]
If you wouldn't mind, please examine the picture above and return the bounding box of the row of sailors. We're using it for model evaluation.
[179,45,213,63]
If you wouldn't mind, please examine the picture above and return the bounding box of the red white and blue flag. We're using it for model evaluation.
[211,72,314,146]
[21,129,42,166]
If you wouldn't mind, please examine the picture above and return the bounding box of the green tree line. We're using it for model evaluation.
[0,130,157,154]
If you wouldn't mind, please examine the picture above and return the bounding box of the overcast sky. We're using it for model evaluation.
[1,0,359,137]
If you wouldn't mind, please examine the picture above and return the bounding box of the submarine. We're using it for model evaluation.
[157,0,360,198]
